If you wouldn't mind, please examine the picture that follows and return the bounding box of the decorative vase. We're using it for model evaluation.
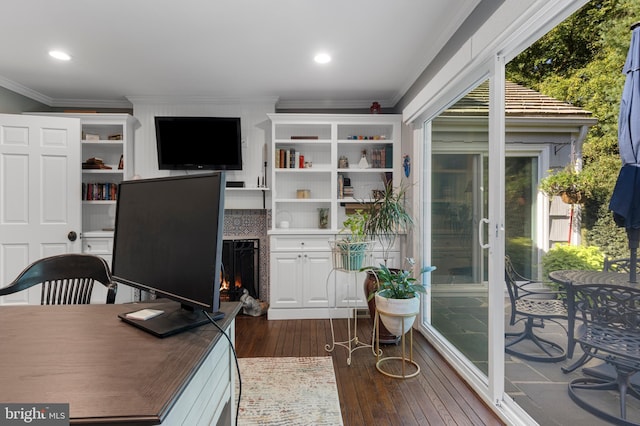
[336,241,368,271]
[358,151,369,169]
[318,208,329,229]
[374,293,419,336]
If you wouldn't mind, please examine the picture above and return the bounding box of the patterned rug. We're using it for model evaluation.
[236,356,343,425]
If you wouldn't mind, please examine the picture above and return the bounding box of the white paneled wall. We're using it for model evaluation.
[128,97,277,209]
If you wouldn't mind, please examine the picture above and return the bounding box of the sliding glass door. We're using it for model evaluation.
[428,80,490,375]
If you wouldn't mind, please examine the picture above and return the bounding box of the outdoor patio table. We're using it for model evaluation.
[549,269,640,424]
[548,269,637,358]
[549,269,638,358]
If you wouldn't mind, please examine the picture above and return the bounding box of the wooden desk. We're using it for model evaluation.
[0,300,242,425]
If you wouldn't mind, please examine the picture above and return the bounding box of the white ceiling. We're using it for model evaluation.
[0,0,485,109]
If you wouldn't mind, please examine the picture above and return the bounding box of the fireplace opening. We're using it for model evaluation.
[220,239,259,302]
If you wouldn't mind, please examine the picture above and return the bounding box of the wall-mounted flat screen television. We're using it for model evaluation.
[155,116,242,170]
[112,172,226,337]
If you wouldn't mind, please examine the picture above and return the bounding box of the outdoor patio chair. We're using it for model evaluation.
[567,283,640,425]
[0,253,116,304]
[604,257,640,273]
[504,255,568,362]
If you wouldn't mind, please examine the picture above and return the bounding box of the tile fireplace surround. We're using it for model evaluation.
[223,209,270,303]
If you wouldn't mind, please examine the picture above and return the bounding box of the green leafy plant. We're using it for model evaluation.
[538,166,585,200]
[335,209,371,270]
[362,258,436,300]
[364,180,414,264]
[339,209,369,243]
[541,244,604,282]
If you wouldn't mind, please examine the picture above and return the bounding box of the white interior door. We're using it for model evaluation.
[0,113,81,305]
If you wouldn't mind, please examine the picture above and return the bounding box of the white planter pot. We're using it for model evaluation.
[374,293,419,336]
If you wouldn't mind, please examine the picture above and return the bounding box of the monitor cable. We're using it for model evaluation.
[205,310,241,426]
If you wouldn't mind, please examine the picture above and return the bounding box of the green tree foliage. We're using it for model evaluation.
[507,0,640,256]
[507,0,614,89]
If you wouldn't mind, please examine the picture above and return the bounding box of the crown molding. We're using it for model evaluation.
[0,75,53,106]
[126,95,279,106]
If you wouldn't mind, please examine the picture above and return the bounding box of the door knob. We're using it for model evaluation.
[68,231,78,242]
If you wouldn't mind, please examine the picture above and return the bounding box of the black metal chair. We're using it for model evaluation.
[567,283,640,425]
[561,257,640,374]
[504,256,568,362]
[0,253,116,304]
[604,257,639,273]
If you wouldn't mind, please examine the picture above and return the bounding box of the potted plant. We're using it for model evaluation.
[538,165,584,204]
[362,258,436,336]
[360,179,415,342]
[333,209,371,271]
[364,179,414,265]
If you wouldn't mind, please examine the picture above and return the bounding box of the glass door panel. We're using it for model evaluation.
[429,81,490,374]
[505,156,539,279]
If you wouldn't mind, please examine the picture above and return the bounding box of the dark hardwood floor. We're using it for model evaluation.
[235,313,504,425]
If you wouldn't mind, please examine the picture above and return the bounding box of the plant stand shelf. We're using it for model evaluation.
[374,307,420,378]
[324,267,378,365]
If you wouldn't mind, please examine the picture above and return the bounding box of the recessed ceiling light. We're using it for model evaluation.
[314,53,331,64]
[49,50,71,61]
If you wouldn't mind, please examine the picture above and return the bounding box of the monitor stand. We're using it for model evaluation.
[118,300,225,338]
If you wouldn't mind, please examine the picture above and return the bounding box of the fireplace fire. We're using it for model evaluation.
[220,239,259,302]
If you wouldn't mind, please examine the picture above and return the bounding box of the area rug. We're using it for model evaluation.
[236,356,343,425]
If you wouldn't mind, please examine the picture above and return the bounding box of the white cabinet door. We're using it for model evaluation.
[335,249,401,308]
[301,251,332,308]
[335,270,367,308]
[270,251,304,309]
[0,114,81,306]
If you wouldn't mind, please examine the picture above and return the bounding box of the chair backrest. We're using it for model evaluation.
[572,283,640,350]
[603,257,640,273]
[504,255,527,302]
[0,254,117,304]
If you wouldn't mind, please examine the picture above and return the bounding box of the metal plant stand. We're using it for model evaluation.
[324,241,378,365]
[374,307,420,378]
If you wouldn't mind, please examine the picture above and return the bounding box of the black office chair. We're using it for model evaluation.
[0,253,117,304]
[504,255,568,362]
[567,283,640,425]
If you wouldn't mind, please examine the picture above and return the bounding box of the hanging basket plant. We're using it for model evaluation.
[539,166,585,204]
[560,190,583,204]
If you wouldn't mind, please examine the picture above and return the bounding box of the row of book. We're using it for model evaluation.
[275,148,306,168]
[82,182,118,201]
[369,147,393,168]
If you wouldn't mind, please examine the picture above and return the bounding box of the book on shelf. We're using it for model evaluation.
[369,148,390,168]
[82,157,112,170]
[275,148,305,168]
[82,182,118,201]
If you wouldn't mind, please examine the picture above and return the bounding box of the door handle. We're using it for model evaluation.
[478,218,490,249]
[68,231,78,242]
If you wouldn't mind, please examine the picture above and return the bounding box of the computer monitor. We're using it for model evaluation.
[111,172,226,337]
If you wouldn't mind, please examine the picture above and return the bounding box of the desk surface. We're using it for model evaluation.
[549,269,637,287]
[0,300,241,425]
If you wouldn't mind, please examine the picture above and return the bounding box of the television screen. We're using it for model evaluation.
[155,116,242,170]
[112,172,226,337]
